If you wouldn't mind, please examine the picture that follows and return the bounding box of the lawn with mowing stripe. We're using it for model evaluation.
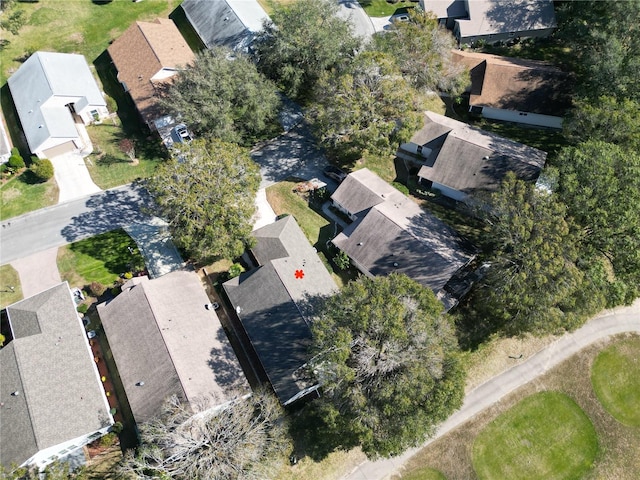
[591,336,640,427]
[472,391,598,480]
[57,229,144,289]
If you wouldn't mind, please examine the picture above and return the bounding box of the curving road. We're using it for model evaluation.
[343,298,640,480]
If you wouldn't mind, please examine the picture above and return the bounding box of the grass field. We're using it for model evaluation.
[591,337,640,427]
[57,229,144,289]
[472,392,598,480]
[400,334,640,480]
[0,0,176,84]
[0,264,23,309]
[0,170,58,220]
[400,467,447,480]
[257,0,298,15]
[85,122,165,189]
[359,0,415,17]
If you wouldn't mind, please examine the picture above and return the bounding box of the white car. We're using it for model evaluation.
[173,124,192,143]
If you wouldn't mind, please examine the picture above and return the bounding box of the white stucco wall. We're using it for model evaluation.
[479,106,563,129]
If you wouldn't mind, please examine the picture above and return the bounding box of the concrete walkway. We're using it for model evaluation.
[124,218,185,278]
[342,298,640,480]
[253,188,277,231]
[10,247,61,298]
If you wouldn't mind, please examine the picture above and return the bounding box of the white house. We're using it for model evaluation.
[8,52,109,159]
[0,283,113,471]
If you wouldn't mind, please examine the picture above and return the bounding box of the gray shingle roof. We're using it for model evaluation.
[331,169,474,293]
[7,52,105,153]
[98,271,247,423]
[223,216,337,404]
[411,112,546,195]
[455,0,556,39]
[182,0,270,50]
[1,283,112,467]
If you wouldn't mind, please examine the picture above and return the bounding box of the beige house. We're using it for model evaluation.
[108,18,195,130]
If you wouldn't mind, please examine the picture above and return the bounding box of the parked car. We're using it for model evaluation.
[173,124,192,143]
[323,165,347,183]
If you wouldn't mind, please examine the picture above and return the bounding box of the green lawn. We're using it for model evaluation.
[57,229,144,289]
[85,122,165,189]
[359,0,415,17]
[400,467,447,480]
[472,391,598,480]
[257,0,298,15]
[591,336,640,427]
[0,0,174,84]
[0,264,23,309]
[0,170,58,220]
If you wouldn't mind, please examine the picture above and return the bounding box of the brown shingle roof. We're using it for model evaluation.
[453,50,571,116]
[108,18,195,125]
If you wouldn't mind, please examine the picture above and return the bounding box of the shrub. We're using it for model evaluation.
[105,94,117,113]
[111,421,123,434]
[228,263,245,279]
[123,272,133,279]
[8,147,25,169]
[89,281,107,297]
[333,250,351,270]
[99,432,118,448]
[30,158,54,181]
[77,304,89,314]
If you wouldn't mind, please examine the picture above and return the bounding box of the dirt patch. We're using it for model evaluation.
[68,32,84,44]
[1,187,21,201]
[464,333,560,394]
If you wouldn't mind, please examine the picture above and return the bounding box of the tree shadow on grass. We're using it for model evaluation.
[69,229,145,278]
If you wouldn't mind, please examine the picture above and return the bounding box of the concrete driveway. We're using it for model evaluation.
[10,247,62,298]
[337,0,376,41]
[124,218,185,278]
[51,152,101,203]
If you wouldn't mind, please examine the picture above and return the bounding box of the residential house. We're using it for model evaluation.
[108,18,195,130]
[7,51,109,159]
[331,168,475,308]
[453,50,571,128]
[0,283,113,471]
[222,216,338,406]
[421,0,556,45]
[97,271,248,424]
[181,0,270,51]
[397,111,546,202]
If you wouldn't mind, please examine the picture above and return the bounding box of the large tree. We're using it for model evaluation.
[373,9,468,96]
[146,138,260,264]
[311,50,423,161]
[556,0,640,102]
[308,273,465,458]
[252,0,361,101]
[564,96,640,151]
[120,391,291,480]
[555,141,640,303]
[159,47,280,145]
[472,173,593,336]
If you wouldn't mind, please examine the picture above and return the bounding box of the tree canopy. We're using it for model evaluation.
[563,96,640,151]
[120,391,291,480]
[373,9,468,96]
[145,138,260,264]
[308,273,465,458]
[557,0,640,102]
[311,51,423,161]
[252,0,361,101]
[555,141,640,303]
[470,173,592,336]
[159,47,281,146]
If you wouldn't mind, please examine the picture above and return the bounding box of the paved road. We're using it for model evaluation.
[343,298,640,480]
[0,184,149,265]
[337,0,376,41]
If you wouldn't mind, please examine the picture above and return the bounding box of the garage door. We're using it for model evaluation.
[42,141,76,159]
